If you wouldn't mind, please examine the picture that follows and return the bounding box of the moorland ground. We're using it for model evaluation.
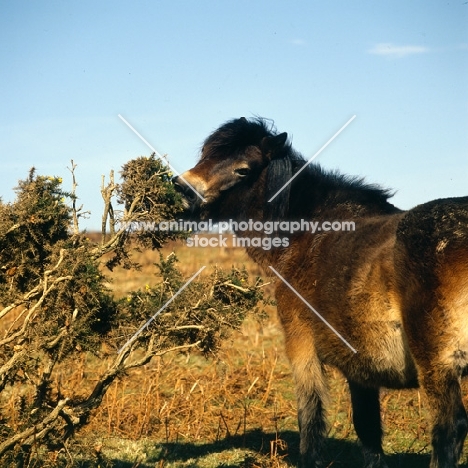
[7,235,468,467]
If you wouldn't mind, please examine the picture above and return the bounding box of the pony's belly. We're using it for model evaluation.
[362,321,418,388]
[324,320,419,388]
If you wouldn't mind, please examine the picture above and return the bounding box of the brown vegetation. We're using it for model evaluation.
[0,158,268,467]
[1,156,467,467]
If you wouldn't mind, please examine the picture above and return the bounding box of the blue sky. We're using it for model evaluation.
[1,1,467,230]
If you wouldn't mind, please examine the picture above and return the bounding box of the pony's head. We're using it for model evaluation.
[173,117,293,221]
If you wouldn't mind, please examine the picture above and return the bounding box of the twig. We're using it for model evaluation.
[219,281,251,293]
[67,160,80,235]
[0,348,27,391]
[91,194,142,260]
[0,248,71,347]
[4,223,21,235]
[100,171,116,243]
[0,283,43,320]
[0,399,69,456]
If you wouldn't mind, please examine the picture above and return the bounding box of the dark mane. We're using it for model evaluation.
[202,117,277,159]
[299,164,398,214]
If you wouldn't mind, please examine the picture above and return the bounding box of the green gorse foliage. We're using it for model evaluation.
[0,156,267,467]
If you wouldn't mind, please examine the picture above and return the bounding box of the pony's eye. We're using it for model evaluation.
[235,167,250,177]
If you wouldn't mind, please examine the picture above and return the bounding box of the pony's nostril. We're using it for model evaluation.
[172,176,186,194]
[186,190,198,203]
[172,176,200,204]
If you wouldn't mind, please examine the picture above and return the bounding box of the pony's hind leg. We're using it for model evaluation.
[404,315,468,467]
[400,259,468,466]
[421,370,468,468]
[396,196,468,467]
[348,381,389,468]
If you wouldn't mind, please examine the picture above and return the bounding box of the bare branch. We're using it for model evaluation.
[1,255,72,348]
[100,171,116,243]
[0,399,69,457]
[67,160,80,235]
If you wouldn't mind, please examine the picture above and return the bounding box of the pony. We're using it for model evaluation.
[172,117,468,468]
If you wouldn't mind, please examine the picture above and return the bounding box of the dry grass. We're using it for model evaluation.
[6,236,468,466]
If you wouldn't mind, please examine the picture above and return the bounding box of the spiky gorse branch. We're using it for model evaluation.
[96,154,188,269]
[0,155,269,466]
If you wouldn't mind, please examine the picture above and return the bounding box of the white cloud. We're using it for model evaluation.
[368,42,429,58]
[290,38,306,46]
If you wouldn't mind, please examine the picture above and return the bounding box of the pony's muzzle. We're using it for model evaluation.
[172,175,201,208]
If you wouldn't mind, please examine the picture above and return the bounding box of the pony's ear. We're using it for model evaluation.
[261,132,288,160]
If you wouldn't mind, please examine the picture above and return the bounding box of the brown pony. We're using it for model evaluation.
[172,117,468,468]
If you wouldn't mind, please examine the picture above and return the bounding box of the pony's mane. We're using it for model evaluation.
[202,117,276,159]
[304,164,396,209]
[204,117,397,214]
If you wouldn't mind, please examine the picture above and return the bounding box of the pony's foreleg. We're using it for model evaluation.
[284,331,328,468]
[294,359,328,468]
[421,370,468,468]
[348,381,388,468]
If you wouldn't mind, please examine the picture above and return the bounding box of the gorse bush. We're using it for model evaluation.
[0,155,268,467]
[0,171,71,296]
[122,255,266,356]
